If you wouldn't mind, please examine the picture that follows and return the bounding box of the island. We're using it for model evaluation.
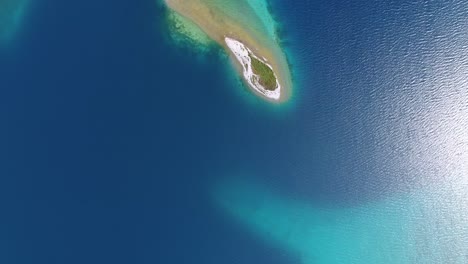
[163,0,292,103]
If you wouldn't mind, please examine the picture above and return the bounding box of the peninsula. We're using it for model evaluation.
[163,0,292,103]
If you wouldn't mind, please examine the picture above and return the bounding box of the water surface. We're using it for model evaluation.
[0,0,467,263]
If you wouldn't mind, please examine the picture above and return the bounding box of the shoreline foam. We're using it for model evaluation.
[163,0,292,103]
[225,37,280,100]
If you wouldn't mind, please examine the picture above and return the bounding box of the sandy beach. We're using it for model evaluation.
[163,0,292,103]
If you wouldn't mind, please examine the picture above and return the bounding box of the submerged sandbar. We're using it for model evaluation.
[163,0,292,103]
[0,0,29,43]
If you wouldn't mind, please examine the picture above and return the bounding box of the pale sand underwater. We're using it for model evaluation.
[0,0,29,43]
[163,0,292,103]
[213,176,468,264]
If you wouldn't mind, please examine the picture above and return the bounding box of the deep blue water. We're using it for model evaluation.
[1,0,467,263]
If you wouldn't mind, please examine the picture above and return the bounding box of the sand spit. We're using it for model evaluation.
[163,0,292,103]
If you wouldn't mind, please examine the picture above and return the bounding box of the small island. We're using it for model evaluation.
[163,0,292,103]
[225,37,280,100]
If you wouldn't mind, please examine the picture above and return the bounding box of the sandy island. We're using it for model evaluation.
[163,0,292,103]
[225,37,280,100]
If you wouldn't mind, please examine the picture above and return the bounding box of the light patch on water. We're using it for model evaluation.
[0,0,29,43]
[244,0,277,40]
[213,177,468,264]
[199,0,279,43]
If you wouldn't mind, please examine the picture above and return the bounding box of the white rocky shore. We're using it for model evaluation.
[225,37,281,100]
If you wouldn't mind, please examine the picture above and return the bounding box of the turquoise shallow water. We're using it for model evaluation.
[205,0,468,263]
[163,0,295,108]
[199,0,277,41]
[0,0,29,44]
[213,176,468,263]
[1,0,467,263]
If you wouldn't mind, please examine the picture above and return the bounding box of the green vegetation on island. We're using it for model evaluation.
[164,0,292,102]
[249,53,277,91]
